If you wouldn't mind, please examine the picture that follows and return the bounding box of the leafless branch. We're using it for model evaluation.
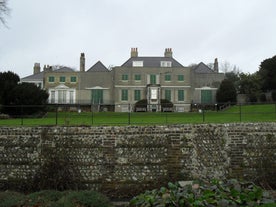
[0,0,10,26]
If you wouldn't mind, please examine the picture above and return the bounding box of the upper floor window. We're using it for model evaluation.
[122,74,128,81]
[60,76,66,83]
[150,74,156,84]
[70,76,77,83]
[164,74,171,81]
[134,74,141,81]
[161,61,172,67]
[48,76,55,83]
[178,75,184,81]
[132,61,143,67]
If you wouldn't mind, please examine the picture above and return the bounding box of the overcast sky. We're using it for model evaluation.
[0,0,275,78]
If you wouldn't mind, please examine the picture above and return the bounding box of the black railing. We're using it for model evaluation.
[0,102,275,126]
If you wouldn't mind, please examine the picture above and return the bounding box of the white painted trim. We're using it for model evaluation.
[161,85,191,88]
[85,86,109,90]
[195,87,217,90]
[115,85,146,88]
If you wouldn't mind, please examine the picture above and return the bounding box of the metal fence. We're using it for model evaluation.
[0,103,275,126]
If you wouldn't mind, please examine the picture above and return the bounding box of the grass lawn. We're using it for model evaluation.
[0,104,275,126]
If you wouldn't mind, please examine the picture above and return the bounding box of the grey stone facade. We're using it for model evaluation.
[21,48,225,112]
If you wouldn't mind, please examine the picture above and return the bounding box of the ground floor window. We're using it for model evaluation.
[49,89,76,104]
[69,91,74,104]
[165,89,171,101]
[121,89,128,101]
[58,90,67,103]
[50,91,55,103]
[178,90,185,101]
[134,90,141,101]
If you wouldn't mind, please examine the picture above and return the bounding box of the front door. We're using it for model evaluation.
[147,86,161,111]
[201,90,212,104]
[91,89,103,104]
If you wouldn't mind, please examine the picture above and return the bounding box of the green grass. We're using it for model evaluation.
[0,104,275,126]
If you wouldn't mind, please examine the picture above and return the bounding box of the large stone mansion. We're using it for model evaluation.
[21,48,225,112]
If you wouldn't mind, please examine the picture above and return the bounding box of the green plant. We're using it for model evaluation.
[0,190,113,207]
[272,91,276,101]
[0,191,25,207]
[57,190,112,207]
[129,179,276,207]
[259,93,267,102]
[23,190,65,206]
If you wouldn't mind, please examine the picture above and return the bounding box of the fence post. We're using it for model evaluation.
[239,103,242,122]
[202,107,205,122]
[275,103,276,121]
[91,104,94,125]
[128,103,131,125]
[21,105,23,126]
[55,104,58,125]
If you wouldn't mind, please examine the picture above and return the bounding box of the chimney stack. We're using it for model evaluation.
[131,48,138,57]
[164,48,173,57]
[80,53,85,72]
[214,58,218,73]
[33,63,41,74]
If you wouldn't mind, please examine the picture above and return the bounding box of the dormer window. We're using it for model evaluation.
[132,61,143,67]
[161,61,172,67]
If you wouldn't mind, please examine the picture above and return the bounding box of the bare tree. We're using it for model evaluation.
[219,60,231,73]
[219,60,241,74]
[0,0,10,26]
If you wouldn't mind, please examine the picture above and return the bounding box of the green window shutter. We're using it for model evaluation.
[48,76,55,82]
[134,74,141,81]
[134,90,141,101]
[150,75,156,84]
[178,75,184,81]
[60,76,66,82]
[201,90,212,104]
[91,89,103,104]
[165,74,171,81]
[121,89,128,101]
[122,74,128,81]
[70,76,77,82]
[165,89,171,101]
[178,90,185,101]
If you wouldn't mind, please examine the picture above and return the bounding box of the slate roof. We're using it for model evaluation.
[87,61,109,72]
[121,57,184,68]
[54,66,75,72]
[193,62,215,73]
[21,71,44,81]
[21,66,75,81]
